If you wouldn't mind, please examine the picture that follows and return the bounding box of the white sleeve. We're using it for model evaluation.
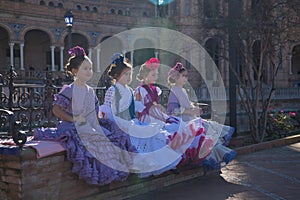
[134,100,146,112]
[103,86,117,116]
[104,86,115,107]
[156,86,162,96]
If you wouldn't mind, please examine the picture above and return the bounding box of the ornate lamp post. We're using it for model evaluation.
[64,10,74,51]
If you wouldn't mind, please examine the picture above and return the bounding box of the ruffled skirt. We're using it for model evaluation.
[34,119,136,185]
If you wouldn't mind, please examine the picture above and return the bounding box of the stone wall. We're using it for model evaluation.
[0,146,207,200]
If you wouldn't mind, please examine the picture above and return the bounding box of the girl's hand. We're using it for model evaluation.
[74,114,86,125]
[191,107,203,117]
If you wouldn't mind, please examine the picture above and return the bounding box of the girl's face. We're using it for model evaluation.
[75,59,93,82]
[118,68,132,85]
[177,71,188,86]
[146,69,158,84]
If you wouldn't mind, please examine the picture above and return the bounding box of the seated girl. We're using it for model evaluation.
[167,62,237,171]
[100,54,198,177]
[133,58,215,166]
[34,46,135,185]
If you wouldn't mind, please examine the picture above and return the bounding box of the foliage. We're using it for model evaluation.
[229,0,298,143]
[266,111,299,139]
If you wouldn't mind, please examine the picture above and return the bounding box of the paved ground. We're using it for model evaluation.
[127,142,300,200]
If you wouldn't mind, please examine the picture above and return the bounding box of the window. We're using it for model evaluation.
[252,40,267,83]
[40,1,45,5]
[143,11,148,17]
[77,5,82,11]
[48,2,54,7]
[125,8,130,16]
[204,0,219,18]
[118,10,123,15]
[205,38,220,80]
[92,7,98,13]
[184,0,190,16]
[292,45,300,75]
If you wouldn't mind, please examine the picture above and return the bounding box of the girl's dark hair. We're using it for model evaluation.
[65,46,87,73]
[167,62,187,85]
[108,53,132,80]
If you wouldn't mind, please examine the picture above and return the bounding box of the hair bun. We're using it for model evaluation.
[68,46,86,57]
[111,53,124,67]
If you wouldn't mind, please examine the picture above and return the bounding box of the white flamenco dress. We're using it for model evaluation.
[99,82,186,177]
[167,85,237,171]
[134,84,216,166]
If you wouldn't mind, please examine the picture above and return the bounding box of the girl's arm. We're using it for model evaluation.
[52,104,74,122]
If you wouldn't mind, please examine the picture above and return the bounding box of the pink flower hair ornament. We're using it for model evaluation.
[168,62,186,79]
[68,46,86,58]
[145,58,160,70]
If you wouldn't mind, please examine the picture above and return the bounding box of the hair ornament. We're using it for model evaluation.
[145,58,160,70]
[111,52,124,67]
[68,46,86,57]
[173,62,185,72]
[168,62,186,79]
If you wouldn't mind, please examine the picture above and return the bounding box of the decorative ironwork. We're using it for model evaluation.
[0,109,27,148]
[0,67,213,148]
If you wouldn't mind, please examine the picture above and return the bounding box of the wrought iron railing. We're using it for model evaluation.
[0,67,214,147]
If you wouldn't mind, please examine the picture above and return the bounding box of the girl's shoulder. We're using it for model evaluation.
[107,85,116,92]
[58,84,73,96]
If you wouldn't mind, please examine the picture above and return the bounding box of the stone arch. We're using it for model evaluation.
[291,44,300,75]
[99,35,112,44]
[20,26,55,44]
[0,23,14,41]
[61,30,91,48]
[133,38,155,66]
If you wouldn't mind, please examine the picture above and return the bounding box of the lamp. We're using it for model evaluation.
[64,10,73,51]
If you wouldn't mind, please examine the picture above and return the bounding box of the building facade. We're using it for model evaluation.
[0,0,300,88]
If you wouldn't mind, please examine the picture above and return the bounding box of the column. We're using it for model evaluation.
[122,50,126,58]
[50,46,55,71]
[96,48,101,72]
[60,47,64,71]
[154,51,158,58]
[289,54,292,75]
[130,51,134,66]
[88,48,92,59]
[9,43,14,67]
[20,43,24,70]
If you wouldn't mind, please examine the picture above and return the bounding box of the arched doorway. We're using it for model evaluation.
[24,29,51,72]
[291,45,300,86]
[0,27,10,71]
[205,38,220,82]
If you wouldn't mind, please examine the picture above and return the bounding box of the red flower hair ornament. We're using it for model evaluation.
[145,58,160,70]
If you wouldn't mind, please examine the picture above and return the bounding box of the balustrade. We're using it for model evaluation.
[2,67,300,145]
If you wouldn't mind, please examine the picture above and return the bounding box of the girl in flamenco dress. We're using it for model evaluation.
[167,62,237,171]
[34,46,136,185]
[99,54,206,177]
[133,58,215,167]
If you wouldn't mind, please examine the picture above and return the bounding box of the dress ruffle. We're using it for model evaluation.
[34,119,137,185]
